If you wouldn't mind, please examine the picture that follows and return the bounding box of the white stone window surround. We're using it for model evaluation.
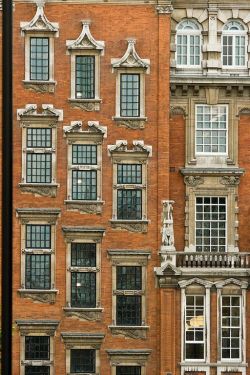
[108,140,152,233]
[63,121,107,214]
[16,208,60,304]
[108,250,151,340]
[111,39,150,130]
[16,320,59,375]
[221,20,248,70]
[184,178,238,253]
[195,104,228,157]
[107,349,151,375]
[61,332,105,374]
[179,278,213,375]
[215,278,248,372]
[62,226,105,322]
[20,1,59,93]
[175,19,202,69]
[66,20,104,112]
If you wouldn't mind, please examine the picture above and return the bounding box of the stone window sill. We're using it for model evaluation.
[19,183,59,198]
[109,325,149,340]
[18,289,58,304]
[113,116,147,130]
[64,200,104,214]
[23,80,56,93]
[68,98,102,111]
[63,307,103,321]
[110,219,148,233]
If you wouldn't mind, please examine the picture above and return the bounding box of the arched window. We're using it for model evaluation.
[222,21,247,67]
[176,20,201,67]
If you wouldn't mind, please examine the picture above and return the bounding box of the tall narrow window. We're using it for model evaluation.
[120,74,140,117]
[185,295,205,360]
[30,37,49,81]
[221,296,241,360]
[26,128,52,184]
[196,105,228,154]
[222,21,246,67]
[25,224,51,290]
[70,243,97,308]
[25,336,50,375]
[117,164,142,220]
[196,197,226,252]
[176,20,201,67]
[71,145,97,200]
[116,266,142,326]
[75,56,95,99]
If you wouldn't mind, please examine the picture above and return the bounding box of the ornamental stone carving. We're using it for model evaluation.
[23,81,56,93]
[18,289,58,304]
[184,176,204,187]
[68,100,101,112]
[64,308,102,321]
[115,118,146,130]
[109,326,148,340]
[161,200,175,251]
[20,1,59,34]
[220,176,240,186]
[110,220,148,233]
[111,39,150,72]
[156,5,174,14]
[19,184,58,198]
[65,201,104,214]
[66,20,104,52]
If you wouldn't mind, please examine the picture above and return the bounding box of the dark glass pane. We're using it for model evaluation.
[25,367,50,375]
[71,243,96,267]
[117,266,142,290]
[72,145,97,165]
[70,349,95,373]
[117,189,142,220]
[116,296,141,325]
[26,225,51,249]
[116,366,141,375]
[30,37,49,81]
[117,164,142,184]
[26,153,52,183]
[25,336,50,360]
[71,272,96,307]
[72,170,97,200]
[120,74,140,117]
[75,56,95,99]
[27,128,52,148]
[25,254,51,290]
[186,343,204,360]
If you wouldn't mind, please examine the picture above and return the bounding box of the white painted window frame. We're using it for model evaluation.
[222,22,247,69]
[176,20,202,68]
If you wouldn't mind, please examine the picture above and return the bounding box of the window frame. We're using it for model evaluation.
[63,226,105,321]
[222,21,247,69]
[17,209,60,304]
[176,19,202,68]
[107,349,151,375]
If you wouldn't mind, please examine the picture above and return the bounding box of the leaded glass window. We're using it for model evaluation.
[196,197,226,252]
[117,164,142,184]
[176,20,201,67]
[75,56,95,99]
[25,336,50,360]
[30,37,49,81]
[221,296,241,360]
[27,128,52,148]
[70,349,95,373]
[26,225,51,249]
[120,74,140,117]
[72,170,97,200]
[72,145,97,165]
[117,190,142,220]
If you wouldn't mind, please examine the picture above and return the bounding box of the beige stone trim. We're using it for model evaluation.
[107,349,151,375]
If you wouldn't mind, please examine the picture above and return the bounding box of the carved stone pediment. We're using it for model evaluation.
[20,1,59,34]
[63,120,107,137]
[108,140,151,156]
[17,104,63,121]
[109,326,149,340]
[66,20,104,51]
[112,39,150,72]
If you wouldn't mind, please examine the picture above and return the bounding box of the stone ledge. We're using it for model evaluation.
[63,307,103,321]
[19,183,59,197]
[109,325,149,340]
[18,289,58,304]
[23,80,56,93]
[110,219,149,233]
[64,200,104,214]
[113,116,147,130]
[68,98,101,111]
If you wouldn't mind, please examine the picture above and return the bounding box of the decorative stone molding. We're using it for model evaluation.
[17,104,63,122]
[111,39,150,72]
[110,220,149,233]
[62,226,105,241]
[170,106,187,117]
[108,250,151,264]
[161,200,175,250]
[109,326,149,340]
[220,176,240,187]
[63,307,103,321]
[16,320,59,336]
[179,277,213,289]
[106,349,152,366]
[215,278,248,290]
[156,4,174,14]
[66,20,104,52]
[184,176,204,187]
[68,99,102,112]
[18,289,58,304]
[23,81,56,93]
[64,200,104,214]
[63,120,107,137]
[61,332,105,349]
[19,183,58,198]
[113,117,147,130]
[108,140,151,156]
[238,107,250,116]
[16,208,61,223]
[20,1,59,34]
